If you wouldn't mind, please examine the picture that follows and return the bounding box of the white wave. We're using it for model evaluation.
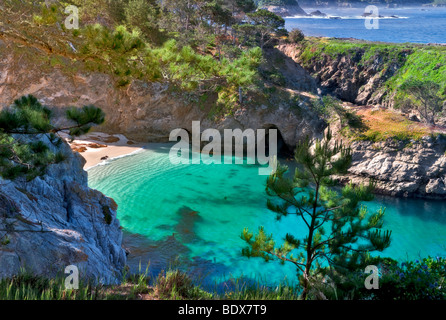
[85,148,145,171]
[285,15,409,20]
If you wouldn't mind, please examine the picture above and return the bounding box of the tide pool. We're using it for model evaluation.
[88,143,446,288]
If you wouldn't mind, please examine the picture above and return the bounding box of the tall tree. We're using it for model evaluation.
[400,79,444,125]
[241,129,392,299]
[245,9,286,48]
[159,0,199,33]
[123,0,164,43]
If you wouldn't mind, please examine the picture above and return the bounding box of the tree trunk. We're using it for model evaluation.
[302,182,319,300]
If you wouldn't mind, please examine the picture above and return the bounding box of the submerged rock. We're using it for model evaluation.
[0,139,126,283]
[175,206,202,243]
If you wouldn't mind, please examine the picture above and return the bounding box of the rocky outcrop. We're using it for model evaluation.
[0,39,324,151]
[0,138,127,283]
[309,10,327,17]
[277,43,410,108]
[336,135,446,199]
[262,5,308,17]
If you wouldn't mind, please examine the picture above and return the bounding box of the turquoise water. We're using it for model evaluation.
[88,143,446,288]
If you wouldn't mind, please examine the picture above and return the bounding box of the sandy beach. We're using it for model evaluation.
[62,132,145,170]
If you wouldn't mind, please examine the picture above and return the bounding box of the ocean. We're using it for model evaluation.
[88,144,446,289]
[285,6,446,44]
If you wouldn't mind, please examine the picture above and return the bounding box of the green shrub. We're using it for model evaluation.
[0,270,98,300]
[361,257,446,300]
[288,28,305,43]
[155,270,211,300]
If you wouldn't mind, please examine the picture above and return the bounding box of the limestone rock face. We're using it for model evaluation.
[0,140,126,283]
[336,135,446,199]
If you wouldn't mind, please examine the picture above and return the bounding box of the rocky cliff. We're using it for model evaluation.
[278,42,411,108]
[0,137,127,283]
[0,38,324,151]
[0,34,326,281]
[332,131,446,199]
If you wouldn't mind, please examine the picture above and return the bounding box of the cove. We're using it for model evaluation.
[87,143,446,289]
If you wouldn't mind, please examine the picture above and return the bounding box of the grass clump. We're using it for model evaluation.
[0,270,99,300]
[386,49,446,107]
[218,277,301,300]
[0,267,302,300]
[155,270,212,300]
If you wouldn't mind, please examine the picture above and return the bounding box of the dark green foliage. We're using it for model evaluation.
[260,67,286,86]
[0,95,52,134]
[65,105,105,137]
[324,256,446,300]
[123,0,164,44]
[288,28,304,43]
[156,270,209,299]
[0,95,105,181]
[400,79,444,125]
[241,129,391,299]
[245,9,287,48]
[0,132,57,181]
[367,257,446,300]
[233,0,256,13]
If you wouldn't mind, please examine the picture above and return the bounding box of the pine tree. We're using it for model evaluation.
[241,129,392,299]
[234,9,286,49]
[0,95,105,180]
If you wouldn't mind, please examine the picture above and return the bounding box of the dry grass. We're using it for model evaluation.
[352,108,430,142]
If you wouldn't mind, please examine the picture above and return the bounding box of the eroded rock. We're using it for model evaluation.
[335,136,446,199]
[0,139,126,283]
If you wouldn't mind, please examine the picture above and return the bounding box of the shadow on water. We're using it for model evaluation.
[276,155,446,226]
[93,143,446,291]
[174,206,203,243]
[122,231,188,272]
[122,205,234,288]
[373,194,446,225]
